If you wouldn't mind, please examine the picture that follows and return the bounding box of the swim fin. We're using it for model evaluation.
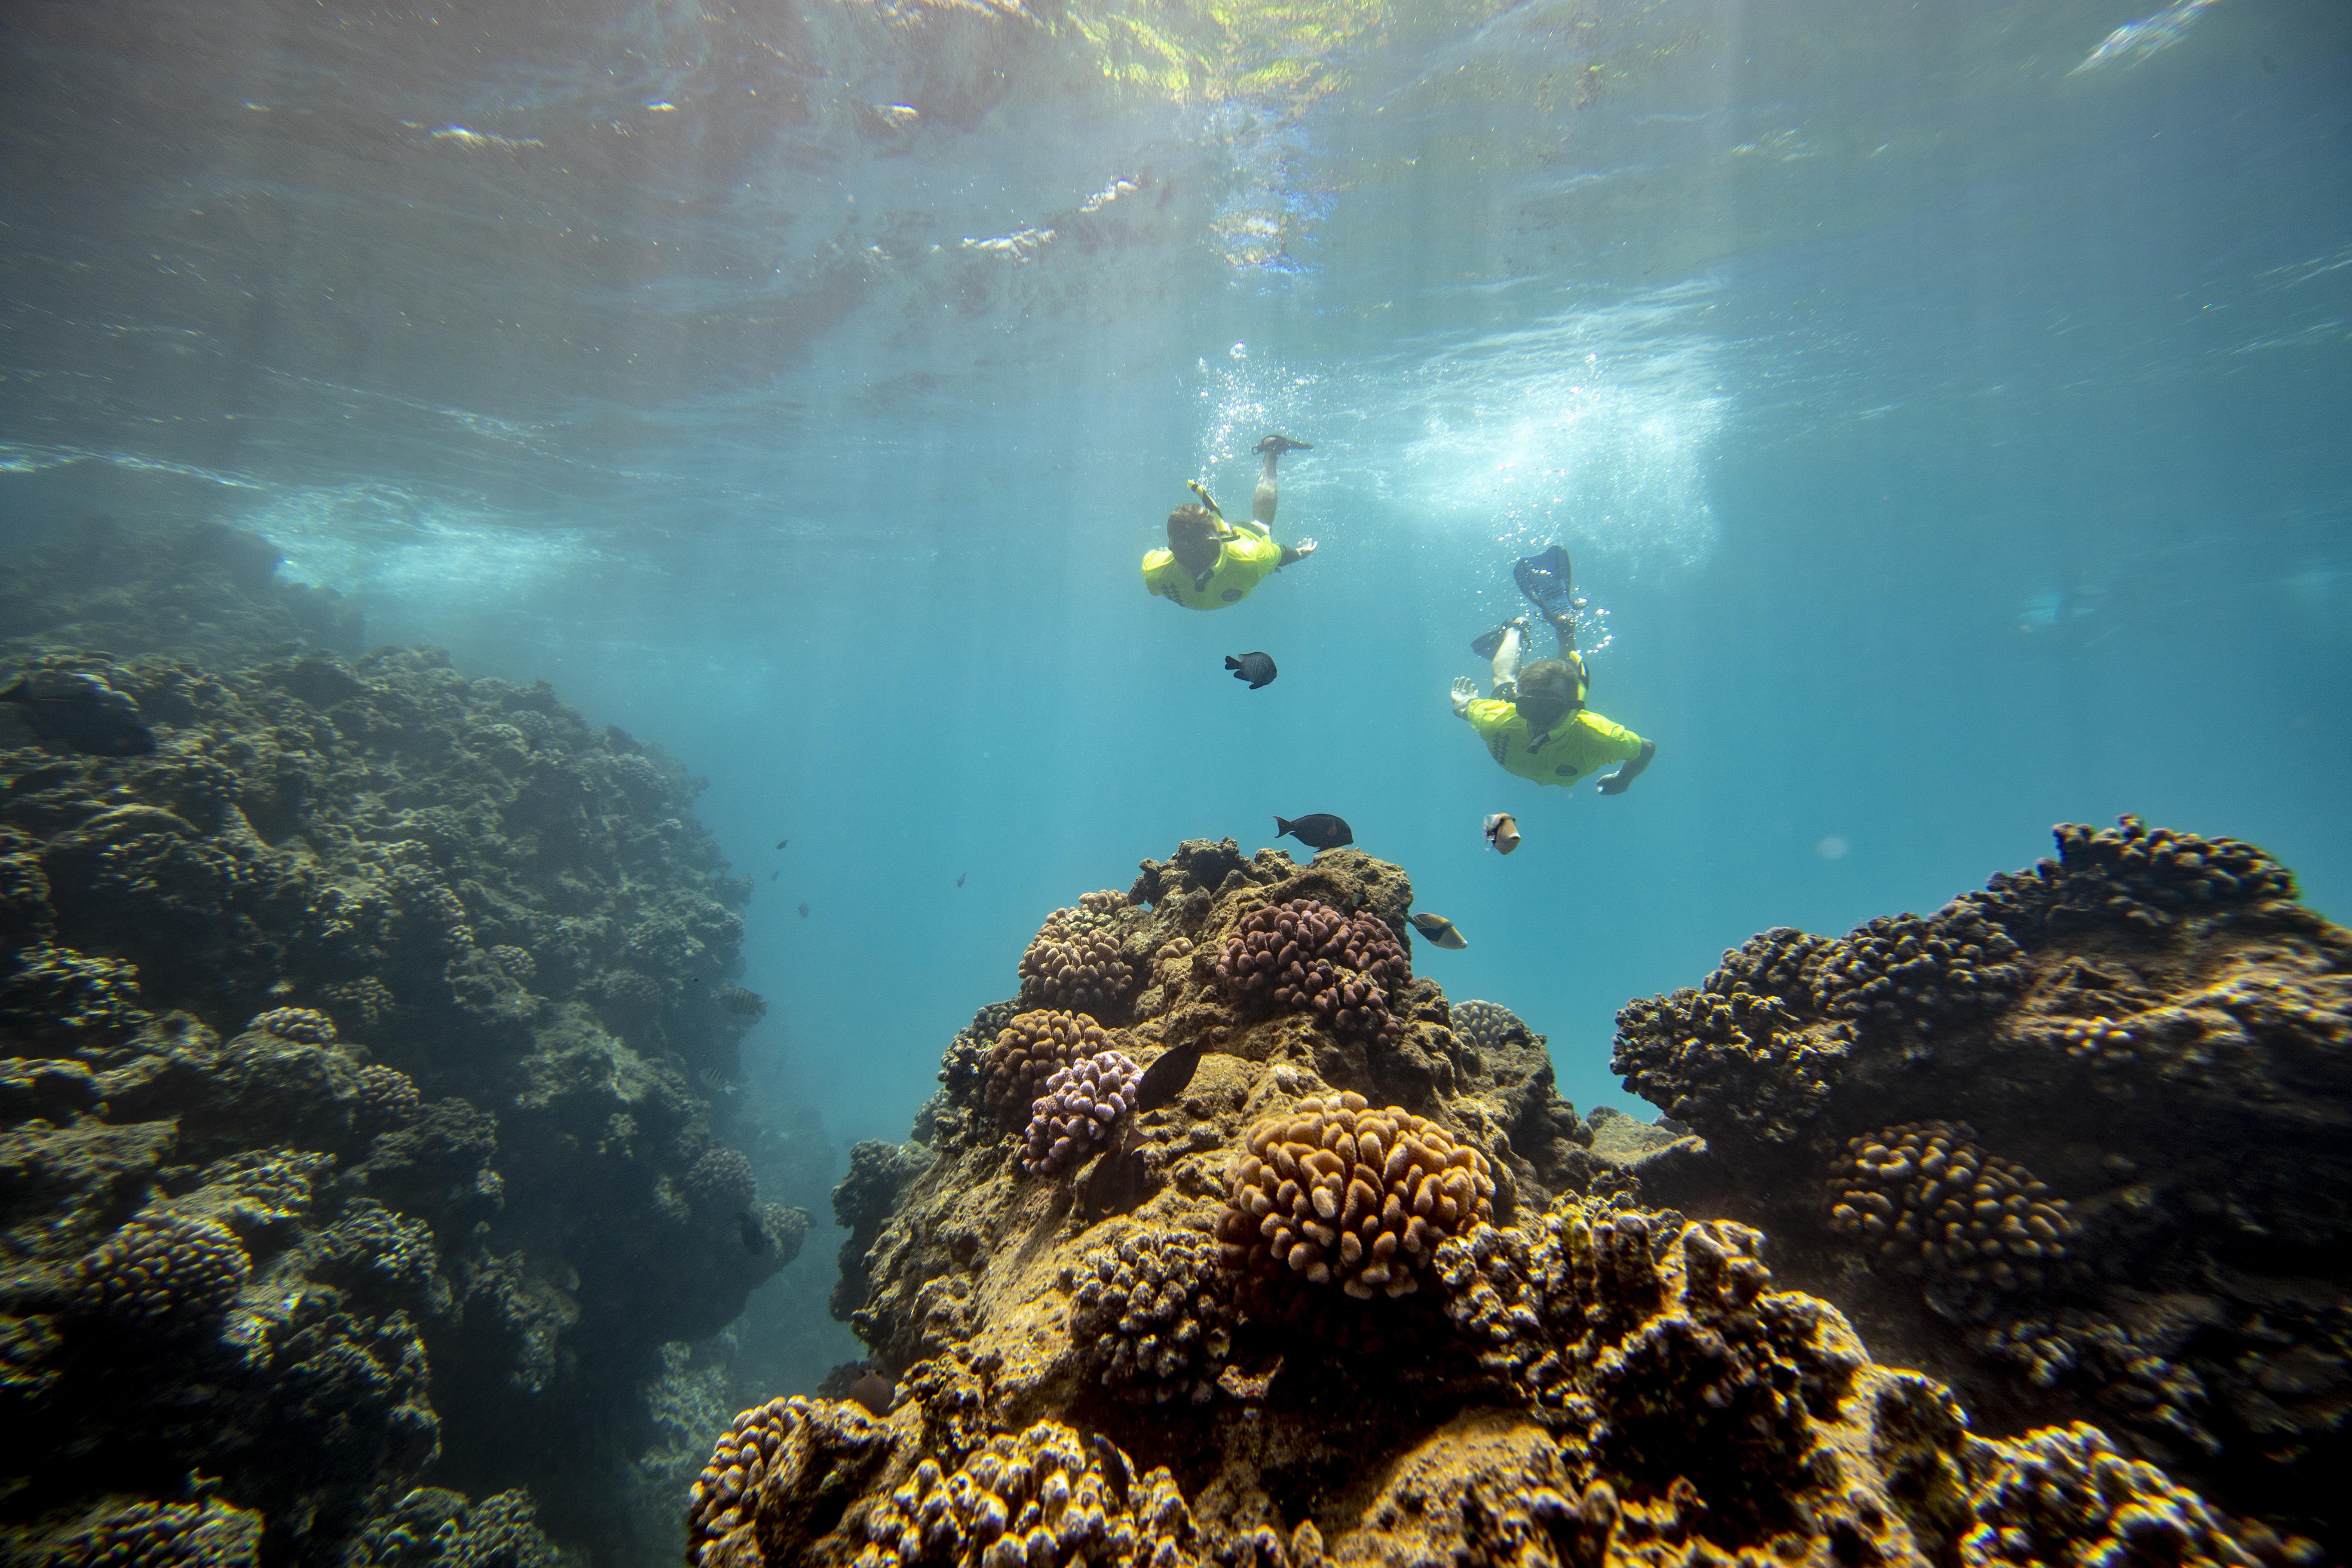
[1469,618,1526,659]
[1256,434,1312,456]
[1513,545,1574,617]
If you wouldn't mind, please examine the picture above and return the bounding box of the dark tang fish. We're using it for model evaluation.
[1274,814,1352,851]
[847,1370,894,1416]
[1409,912,1469,949]
[3,673,156,757]
[956,872,967,887]
[1225,651,1277,689]
[717,985,766,1018]
[796,902,810,918]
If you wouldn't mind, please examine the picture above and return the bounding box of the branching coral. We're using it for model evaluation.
[1961,1423,2315,1567]
[688,1146,760,1211]
[982,1010,1121,1127]
[1974,816,2300,939]
[1063,1229,1237,1403]
[1827,1121,2081,1318]
[35,1498,264,1568]
[686,1395,895,1568]
[351,1063,422,1126]
[1613,897,2027,1143]
[247,1006,337,1044]
[1213,899,1411,1050]
[1019,1051,1141,1176]
[71,1210,251,1325]
[1216,1093,1494,1299]
[850,1420,1200,1568]
[1018,903,1141,1021]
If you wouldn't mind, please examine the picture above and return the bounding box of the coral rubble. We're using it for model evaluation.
[1611,817,2350,1550]
[689,836,2316,1566]
[0,520,808,1565]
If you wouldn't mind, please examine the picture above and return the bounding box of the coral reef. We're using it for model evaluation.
[1612,817,2352,1549]
[1018,1052,1142,1176]
[1216,1093,1494,1300]
[981,1011,1122,1129]
[0,521,809,1565]
[1214,898,1411,1051]
[1017,899,1145,1023]
[1063,1228,1237,1404]
[725,839,2313,1566]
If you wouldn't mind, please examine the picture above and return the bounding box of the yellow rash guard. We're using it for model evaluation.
[1141,530,1285,610]
[1465,699,1647,788]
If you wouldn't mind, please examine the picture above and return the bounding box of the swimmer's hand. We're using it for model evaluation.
[1449,677,1475,717]
[1597,738,1657,795]
[1293,538,1317,557]
[1596,770,1635,795]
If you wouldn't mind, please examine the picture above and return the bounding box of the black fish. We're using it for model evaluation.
[847,1370,894,1416]
[1135,1042,1202,1111]
[797,901,810,918]
[956,873,967,888]
[737,1212,768,1253]
[1274,813,1352,851]
[770,870,779,881]
[775,839,788,849]
[717,985,766,1018]
[1225,651,1277,689]
[2,674,156,757]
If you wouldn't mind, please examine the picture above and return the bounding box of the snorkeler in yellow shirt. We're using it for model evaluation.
[1141,435,1317,610]
[1449,545,1657,794]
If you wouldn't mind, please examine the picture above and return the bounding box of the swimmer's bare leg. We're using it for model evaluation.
[1251,434,1309,533]
[1490,624,1525,693]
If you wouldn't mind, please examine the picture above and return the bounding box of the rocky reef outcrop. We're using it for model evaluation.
[689,835,2320,1565]
[1609,816,2350,1553]
[0,520,807,1565]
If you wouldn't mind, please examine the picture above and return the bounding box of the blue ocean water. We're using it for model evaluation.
[4,0,2349,1394]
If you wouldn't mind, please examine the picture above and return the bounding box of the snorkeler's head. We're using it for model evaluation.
[1167,504,1224,576]
[1514,654,1587,733]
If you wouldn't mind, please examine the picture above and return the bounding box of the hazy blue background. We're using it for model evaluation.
[4,0,2347,1223]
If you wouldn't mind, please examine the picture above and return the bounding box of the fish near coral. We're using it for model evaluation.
[1484,812,1520,854]
[1274,813,1352,851]
[846,1370,894,1416]
[1225,651,1277,689]
[1409,912,1469,949]
[717,985,766,1018]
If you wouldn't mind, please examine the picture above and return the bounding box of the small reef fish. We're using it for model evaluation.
[695,1068,738,1097]
[716,985,766,1018]
[956,872,967,887]
[1409,912,1470,949]
[770,871,779,881]
[796,901,811,918]
[1225,651,1277,689]
[736,1212,768,1253]
[847,1370,895,1416]
[2,673,156,757]
[1484,813,1521,855]
[1274,813,1353,851]
[775,839,788,849]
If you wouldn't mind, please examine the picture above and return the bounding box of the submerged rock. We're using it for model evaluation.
[689,838,2312,1565]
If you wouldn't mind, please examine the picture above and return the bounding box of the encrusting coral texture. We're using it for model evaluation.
[682,832,2324,1566]
[0,516,812,1567]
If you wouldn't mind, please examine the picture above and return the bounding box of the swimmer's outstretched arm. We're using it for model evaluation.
[1597,739,1657,795]
[1449,677,1477,717]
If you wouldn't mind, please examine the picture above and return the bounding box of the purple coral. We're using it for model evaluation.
[1019,1050,1141,1176]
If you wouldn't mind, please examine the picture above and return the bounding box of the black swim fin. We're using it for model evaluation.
[1255,434,1311,456]
[1513,545,1574,616]
[1469,624,1510,659]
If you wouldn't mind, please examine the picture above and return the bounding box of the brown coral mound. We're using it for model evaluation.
[247,1006,337,1044]
[36,1498,264,1568]
[982,1010,1120,1127]
[1217,1092,1494,1299]
[72,1210,251,1324]
[1018,902,1142,1021]
[1064,1228,1237,1403]
[851,1419,1199,1568]
[1019,1051,1142,1176]
[689,1146,760,1210]
[1609,818,2352,1546]
[350,1062,421,1125]
[1214,899,1411,1049]
[686,1395,895,1567]
[1828,1121,2080,1316]
[1960,1423,2316,1568]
